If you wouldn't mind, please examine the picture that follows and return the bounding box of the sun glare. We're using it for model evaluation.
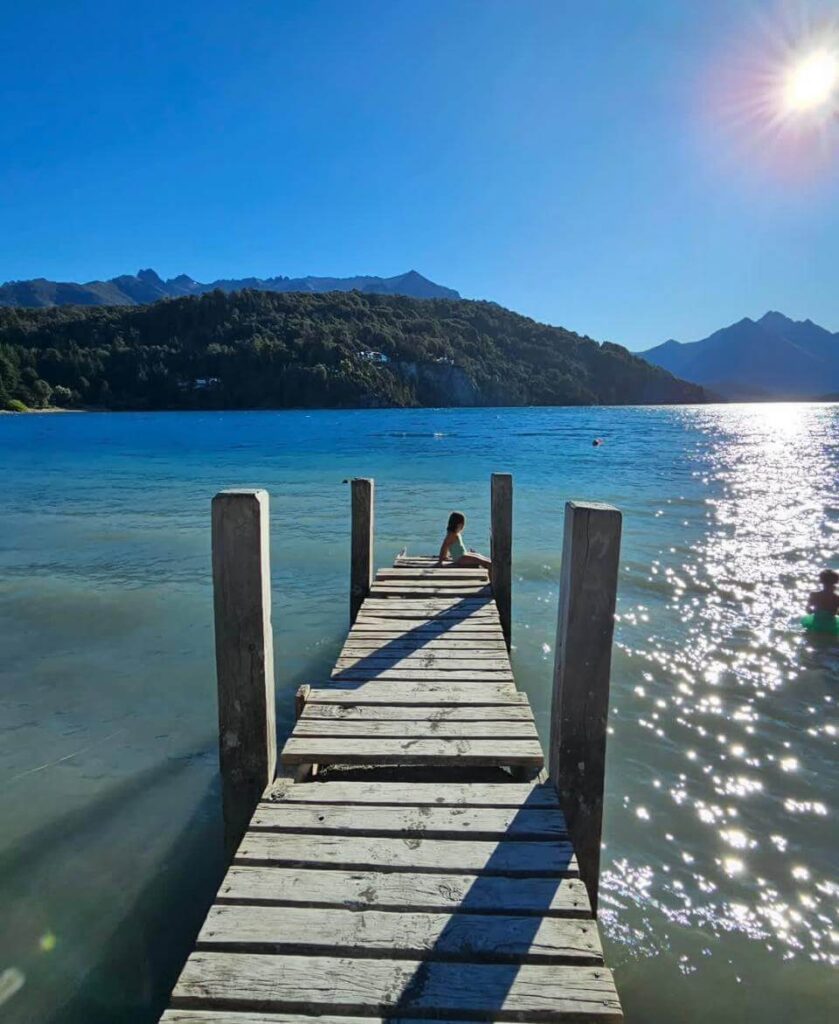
[782,49,839,112]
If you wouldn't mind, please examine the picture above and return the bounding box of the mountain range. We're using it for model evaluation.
[0,268,460,308]
[641,312,839,399]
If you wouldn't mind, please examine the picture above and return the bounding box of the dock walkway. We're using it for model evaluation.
[281,555,544,771]
[160,483,624,1022]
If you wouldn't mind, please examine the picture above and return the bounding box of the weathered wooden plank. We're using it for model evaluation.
[211,489,276,856]
[162,1015,542,1024]
[218,864,590,916]
[355,610,497,622]
[306,685,526,706]
[490,472,513,652]
[362,598,493,609]
[235,833,576,875]
[550,501,622,916]
[340,639,509,652]
[371,581,490,590]
[368,594,492,602]
[170,954,621,1020]
[250,803,565,840]
[349,622,505,636]
[162,1015,572,1024]
[369,587,493,599]
[350,478,374,625]
[292,720,538,739]
[330,668,515,682]
[197,904,601,965]
[163,1014,514,1024]
[336,656,511,669]
[378,567,489,575]
[280,736,544,767]
[334,654,511,669]
[299,703,535,722]
[263,779,559,808]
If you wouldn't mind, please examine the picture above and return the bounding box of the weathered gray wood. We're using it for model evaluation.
[340,638,509,652]
[263,779,559,807]
[377,568,489,579]
[301,708,536,724]
[550,501,622,916]
[294,684,310,720]
[356,607,496,620]
[197,904,601,964]
[236,832,576,875]
[337,651,510,665]
[371,579,490,588]
[491,472,513,651]
[162,1015,536,1024]
[306,683,525,705]
[362,597,493,608]
[166,1009,605,1024]
[170,953,621,1019]
[219,864,589,916]
[281,735,544,767]
[330,668,515,682]
[163,1014,504,1024]
[369,586,492,598]
[293,719,537,739]
[350,620,504,635]
[250,802,564,839]
[211,489,276,857]
[350,478,374,625]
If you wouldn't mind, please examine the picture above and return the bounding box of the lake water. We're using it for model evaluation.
[0,405,836,1023]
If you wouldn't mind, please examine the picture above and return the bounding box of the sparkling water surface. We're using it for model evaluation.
[0,405,836,1023]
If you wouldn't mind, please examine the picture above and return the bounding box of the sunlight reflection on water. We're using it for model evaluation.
[597,405,837,980]
[0,404,836,1023]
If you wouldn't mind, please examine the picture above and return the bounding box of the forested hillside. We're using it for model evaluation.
[0,290,706,411]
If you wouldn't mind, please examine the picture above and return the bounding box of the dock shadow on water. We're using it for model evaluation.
[0,748,225,1024]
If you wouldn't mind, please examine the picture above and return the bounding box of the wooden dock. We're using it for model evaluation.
[160,478,625,1023]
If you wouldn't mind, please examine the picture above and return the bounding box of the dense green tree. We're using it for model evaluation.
[0,289,706,410]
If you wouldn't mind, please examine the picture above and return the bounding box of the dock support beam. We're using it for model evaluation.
[211,489,276,857]
[490,472,513,651]
[350,477,375,625]
[549,500,622,915]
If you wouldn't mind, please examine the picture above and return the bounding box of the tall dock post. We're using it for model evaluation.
[490,472,513,651]
[211,489,276,857]
[350,477,375,625]
[550,500,622,914]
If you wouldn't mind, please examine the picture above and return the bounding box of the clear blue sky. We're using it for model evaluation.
[1,0,836,349]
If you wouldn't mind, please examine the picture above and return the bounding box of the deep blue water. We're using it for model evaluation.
[0,405,837,1022]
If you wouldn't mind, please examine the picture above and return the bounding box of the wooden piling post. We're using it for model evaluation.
[549,500,622,915]
[350,478,374,625]
[490,473,513,651]
[211,489,276,857]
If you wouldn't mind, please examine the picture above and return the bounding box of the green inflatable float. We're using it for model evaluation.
[801,612,839,636]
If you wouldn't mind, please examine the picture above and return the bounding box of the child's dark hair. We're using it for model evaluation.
[820,568,839,586]
[447,511,465,532]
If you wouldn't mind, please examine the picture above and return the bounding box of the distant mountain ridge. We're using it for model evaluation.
[640,312,839,399]
[0,267,460,308]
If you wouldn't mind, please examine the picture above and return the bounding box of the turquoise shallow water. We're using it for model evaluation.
[0,405,837,1022]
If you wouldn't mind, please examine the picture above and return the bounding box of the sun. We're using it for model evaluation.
[782,48,839,112]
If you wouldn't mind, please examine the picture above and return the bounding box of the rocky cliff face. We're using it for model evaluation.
[395,361,480,405]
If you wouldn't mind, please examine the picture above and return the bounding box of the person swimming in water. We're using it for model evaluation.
[437,511,491,569]
[803,568,839,635]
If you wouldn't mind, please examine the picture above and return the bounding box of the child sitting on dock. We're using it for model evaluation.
[803,569,839,635]
[437,511,491,569]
